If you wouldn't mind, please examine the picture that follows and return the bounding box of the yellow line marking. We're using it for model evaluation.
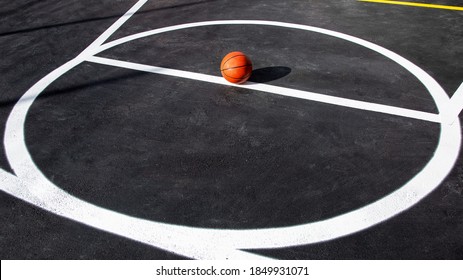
[358,0,463,11]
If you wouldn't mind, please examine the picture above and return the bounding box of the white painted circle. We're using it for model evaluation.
[2,21,461,258]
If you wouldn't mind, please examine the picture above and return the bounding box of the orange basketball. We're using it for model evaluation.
[220,51,253,84]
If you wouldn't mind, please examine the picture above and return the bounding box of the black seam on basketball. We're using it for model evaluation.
[221,64,253,71]
[221,69,252,81]
[221,54,248,69]
[223,54,244,65]
[221,68,251,79]
[221,71,242,80]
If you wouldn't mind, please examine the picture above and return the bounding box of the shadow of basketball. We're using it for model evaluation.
[249,66,292,83]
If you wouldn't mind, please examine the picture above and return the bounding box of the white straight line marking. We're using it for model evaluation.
[78,0,149,58]
[87,55,441,123]
[444,82,463,125]
[4,19,460,260]
[0,6,270,261]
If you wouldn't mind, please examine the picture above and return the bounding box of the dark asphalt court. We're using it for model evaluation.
[0,0,462,259]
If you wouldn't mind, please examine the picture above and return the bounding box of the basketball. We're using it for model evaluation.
[220,51,253,84]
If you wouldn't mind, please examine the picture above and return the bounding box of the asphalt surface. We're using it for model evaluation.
[0,0,462,259]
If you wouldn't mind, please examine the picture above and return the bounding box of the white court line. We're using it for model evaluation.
[87,55,441,123]
[3,15,461,260]
[443,82,463,125]
[0,0,268,260]
[78,0,149,57]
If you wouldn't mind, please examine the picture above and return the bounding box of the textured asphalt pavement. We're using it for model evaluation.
[0,0,462,259]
